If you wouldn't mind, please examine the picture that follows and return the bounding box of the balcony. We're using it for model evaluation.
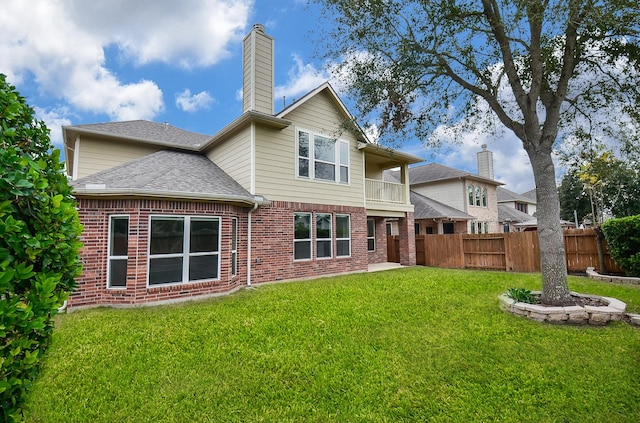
[365,179,406,204]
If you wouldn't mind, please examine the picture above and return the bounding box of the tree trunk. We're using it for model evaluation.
[528,149,572,305]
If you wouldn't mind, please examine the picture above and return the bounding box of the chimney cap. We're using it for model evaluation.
[481,144,488,150]
[252,23,265,32]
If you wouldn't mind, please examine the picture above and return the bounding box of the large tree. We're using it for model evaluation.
[315,0,640,305]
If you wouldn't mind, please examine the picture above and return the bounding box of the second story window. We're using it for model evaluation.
[297,129,349,184]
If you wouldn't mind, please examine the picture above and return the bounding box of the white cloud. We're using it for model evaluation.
[275,54,328,102]
[34,107,72,149]
[0,0,252,121]
[175,89,215,112]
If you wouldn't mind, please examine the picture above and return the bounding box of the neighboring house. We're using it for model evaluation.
[388,145,504,234]
[497,186,537,216]
[499,204,536,232]
[63,24,422,308]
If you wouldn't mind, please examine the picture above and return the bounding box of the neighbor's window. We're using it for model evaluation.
[475,186,482,207]
[294,213,312,260]
[148,216,220,286]
[108,215,129,288]
[297,129,349,183]
[482,188,487,207]
[316,213,332,258]
[367,218,376,252]
[336,214,351,257]
[470,221,476,234]
[231,217,238,276]
[468,185,474,206]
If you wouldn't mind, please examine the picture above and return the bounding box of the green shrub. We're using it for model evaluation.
[0,74,83,421]
[602,215,640,277]
[506,287,540,304]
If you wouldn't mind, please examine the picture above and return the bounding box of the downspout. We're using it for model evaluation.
[246,200,259,287]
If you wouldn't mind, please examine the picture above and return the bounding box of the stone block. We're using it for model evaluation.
[563,306,584,313]
[546,313,569,323]
[524,304,565,314]
[567,312,589,324]
[602,297,626,312]
[528,312,547,322]
[630,316,640,327]
[589,312,611,325]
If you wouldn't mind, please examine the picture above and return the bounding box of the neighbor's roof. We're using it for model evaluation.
[520,188,537,202]
[497,187,536,204]
[498,204,533,223]
[391,163,503,186]
[71,150,261,205]
[63,120,212,150]
[411,191,473,221]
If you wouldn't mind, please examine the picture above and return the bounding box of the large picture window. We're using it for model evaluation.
[316,213,332,258]
[297,129,349,183]
[336,215,351,257]
[294,213,312,260]
[148,216,220,286]
[108,215,129,288]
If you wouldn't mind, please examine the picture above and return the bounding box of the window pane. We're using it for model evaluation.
[475,187,481,206]
[110,217,129,256]
[367,219,375,237]
[340,165,348,183]
[337,240,350,256]
[336,215,350,238]
[367,238,375,252]
[190,218,219,253]
[298,131,309,158]
[482,188,487,207]
[231,252,237,276]
[294,241,311,260]
[314,135,335,162]
[109,259,127,287]
[316,214,331,239]
[151,218,184,254]
[232,218,238,250]
[315,162,335,181]
[468,185,474,205]
[298,158,309,177]
[317,240,332,258]
[189,255,218,281]
[149,257,183,285]
[339,141,349,165]
[294,214,311,239]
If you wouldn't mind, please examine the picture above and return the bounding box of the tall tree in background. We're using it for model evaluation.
[315,0,640,305]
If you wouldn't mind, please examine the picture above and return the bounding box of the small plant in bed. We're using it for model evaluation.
[507,287,540,304]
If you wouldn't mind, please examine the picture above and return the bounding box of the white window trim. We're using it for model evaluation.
[231,217,238,277]
[147,215,221,287]
[336,214,351,258]
[294,212,313,261]
[107,215,129,290]
[367,218,376,252]
[316,213,333,259]
[296,128,350,185]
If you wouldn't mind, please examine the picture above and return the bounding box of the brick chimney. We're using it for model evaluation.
[477,144,494,179]
[242,23,274,114]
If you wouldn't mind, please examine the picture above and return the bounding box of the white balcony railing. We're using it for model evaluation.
[365,179,406,204]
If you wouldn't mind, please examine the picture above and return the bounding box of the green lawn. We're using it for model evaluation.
[26,267,640,422]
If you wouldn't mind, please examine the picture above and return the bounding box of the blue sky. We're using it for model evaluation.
[1,0,538,192]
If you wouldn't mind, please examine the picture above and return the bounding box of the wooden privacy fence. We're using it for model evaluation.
[413,229,623,274]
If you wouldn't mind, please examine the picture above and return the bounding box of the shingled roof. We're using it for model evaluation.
[411,191,473,220]
[497,186,536,204]
[63,120,212,149]
[71,150,259,204]
[388,163,503,186]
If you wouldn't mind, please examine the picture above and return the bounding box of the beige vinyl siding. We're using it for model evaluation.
[76,137,160,179]
[412,179,466,211]
[253,35,273,114]
[255,92,365,207]
[241,36,252,113]
[206,128,252,191]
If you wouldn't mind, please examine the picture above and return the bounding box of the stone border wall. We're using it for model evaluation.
[498,292,630,326]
